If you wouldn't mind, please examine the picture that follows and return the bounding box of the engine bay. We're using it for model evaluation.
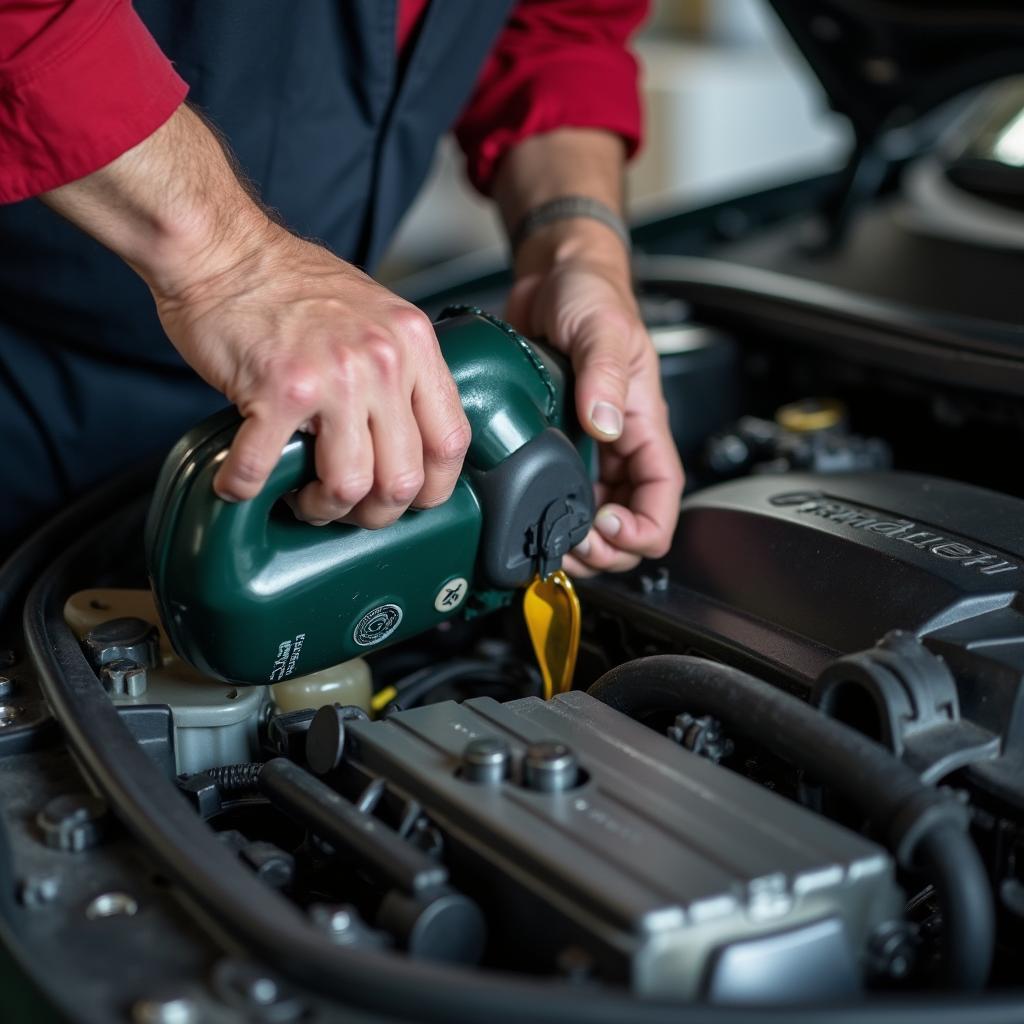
[3,309,1024,1021]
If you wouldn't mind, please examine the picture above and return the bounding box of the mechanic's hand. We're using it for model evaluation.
[505,226,684,576]
[152,225,471,528]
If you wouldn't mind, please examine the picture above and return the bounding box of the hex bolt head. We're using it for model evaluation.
[36,793,108,852]
[0,676,15,699]
[462,737,510,784]
[82,617,160,671]
[523,741,579,793]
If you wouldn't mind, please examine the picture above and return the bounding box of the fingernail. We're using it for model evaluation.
[574,535,592,557]
[309,519,330,527]
[590,401,623,438]
[213,486,239,503]
[596,509,621,538]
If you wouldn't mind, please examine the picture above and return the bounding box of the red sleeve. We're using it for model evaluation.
[0,0,188,204]
[454,0,649,195]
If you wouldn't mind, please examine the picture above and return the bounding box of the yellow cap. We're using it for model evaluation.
[776,398,846,434]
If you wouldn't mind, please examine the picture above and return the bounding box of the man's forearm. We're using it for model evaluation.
[41,100,472,521]
[40,104,271,300]
[492,128,631,282]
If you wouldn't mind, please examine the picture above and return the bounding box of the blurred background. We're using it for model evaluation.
[377,0,852,284]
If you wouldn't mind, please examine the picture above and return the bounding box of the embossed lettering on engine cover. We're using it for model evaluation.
[769,491,1018,577]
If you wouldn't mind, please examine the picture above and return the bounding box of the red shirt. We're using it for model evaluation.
[0,0,646,204]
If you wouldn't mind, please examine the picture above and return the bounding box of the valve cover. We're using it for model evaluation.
[343,691,902,1001]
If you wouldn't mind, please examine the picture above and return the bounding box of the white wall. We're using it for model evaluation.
[377,0,850,281]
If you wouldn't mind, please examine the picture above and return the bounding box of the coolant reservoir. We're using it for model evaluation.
[271,661,371,714]
[64,589,371,774]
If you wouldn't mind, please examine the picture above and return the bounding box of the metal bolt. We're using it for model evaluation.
[99,659,148,697]
[82,617,160,671]
[132,994,198,1024]
[240,841,295,889]
[36,793,108,852]
[523,741,579,793]
[211,958,304,1022]
[867,921,916,980]
[315,905,353,934]
[0,675,16,698]
[309,903,388,950]
[462,737,510,784]
[85,891,138,919]
[17,874,60,908]
[0,704,21,728]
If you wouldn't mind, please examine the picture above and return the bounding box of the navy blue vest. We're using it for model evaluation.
[0,1,513,548]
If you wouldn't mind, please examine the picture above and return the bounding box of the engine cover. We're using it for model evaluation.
[582,471,1024,805]
[344,691,901,1002]
[585,472,1024,680]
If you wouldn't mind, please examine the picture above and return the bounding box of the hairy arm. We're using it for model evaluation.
[42,104,470,526]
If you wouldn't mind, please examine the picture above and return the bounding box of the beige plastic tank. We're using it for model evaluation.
[65,588,371,773]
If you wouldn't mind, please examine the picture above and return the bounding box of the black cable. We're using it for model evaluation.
[588,655,995,991]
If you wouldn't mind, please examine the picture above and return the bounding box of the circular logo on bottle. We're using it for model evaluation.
[353,604,403,647]
[434,577,468,613]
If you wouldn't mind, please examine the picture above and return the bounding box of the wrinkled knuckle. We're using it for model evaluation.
[432,418,472,466]
[325,474,372,507]
[584,345,631,381]
[324,338,355,372]
[269,363,320,412]
[390,305,434,344]
[362,331,402,377]
[606,307,637,334]
[385,469,425,505]
[229,453,268,489]
[586,307,635,341]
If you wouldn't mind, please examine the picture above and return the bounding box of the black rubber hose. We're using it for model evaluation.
[588,655,994,990]
[917,825,995,991]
